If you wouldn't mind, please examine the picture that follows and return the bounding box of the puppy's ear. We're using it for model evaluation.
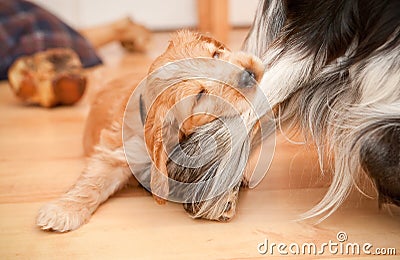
[144,104,170,204]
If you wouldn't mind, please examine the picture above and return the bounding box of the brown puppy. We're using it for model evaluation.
[37,30,264,232]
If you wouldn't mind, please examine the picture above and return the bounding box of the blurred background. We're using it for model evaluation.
[32,0,258,30]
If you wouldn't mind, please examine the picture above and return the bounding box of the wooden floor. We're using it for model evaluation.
[0,30,399,259]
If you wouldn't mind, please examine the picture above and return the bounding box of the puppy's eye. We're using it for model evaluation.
[212,51,220,59]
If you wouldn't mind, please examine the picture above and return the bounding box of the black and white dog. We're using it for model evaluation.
[243,0,400,219]
[176,0,400,222]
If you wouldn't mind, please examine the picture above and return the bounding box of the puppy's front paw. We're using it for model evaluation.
[36,199,91,232]
[218,200,237,222]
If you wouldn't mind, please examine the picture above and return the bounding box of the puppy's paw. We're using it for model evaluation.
[36,199,91,232]
[218,200,237,222]
[218,188,240,222]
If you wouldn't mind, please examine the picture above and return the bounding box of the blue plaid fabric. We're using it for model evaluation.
[0,0,102,80]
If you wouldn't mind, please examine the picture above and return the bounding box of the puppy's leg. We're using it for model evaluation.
[37,147,130,232]
[37,126,131,232]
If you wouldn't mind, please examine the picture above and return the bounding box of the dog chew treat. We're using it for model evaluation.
[8,48,87,108]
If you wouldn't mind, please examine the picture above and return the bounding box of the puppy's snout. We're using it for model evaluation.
[229,51,263,88]
[238,69,257,88]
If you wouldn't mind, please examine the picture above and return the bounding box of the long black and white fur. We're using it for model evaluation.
[241,0,400,220]
[170,0,400,222]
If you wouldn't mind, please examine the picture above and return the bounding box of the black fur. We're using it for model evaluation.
[360,123,400,207]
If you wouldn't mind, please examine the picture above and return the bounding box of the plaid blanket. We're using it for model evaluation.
[0,0,102,80]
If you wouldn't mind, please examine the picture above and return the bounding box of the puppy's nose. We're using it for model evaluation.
[238,69,256,88]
